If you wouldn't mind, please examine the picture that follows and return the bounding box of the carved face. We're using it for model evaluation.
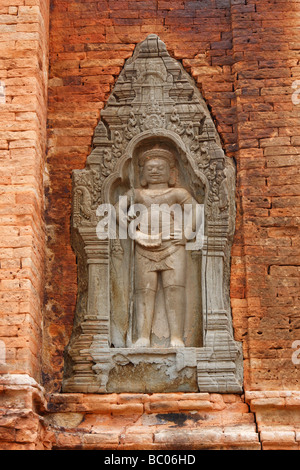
[142,158,171,186]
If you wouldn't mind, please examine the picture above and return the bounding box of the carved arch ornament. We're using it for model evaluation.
[63,35,243,393]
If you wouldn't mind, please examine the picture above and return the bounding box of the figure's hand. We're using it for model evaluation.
[127,207,139,222]
[127,213,137,222]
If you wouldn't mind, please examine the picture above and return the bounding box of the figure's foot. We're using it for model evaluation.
[133,337,150,348]
[170,337,185,348]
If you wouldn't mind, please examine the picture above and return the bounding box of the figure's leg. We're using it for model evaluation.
[163,286,185,347]
[161,247,186,347]
[133,253,157,347]
[134,288,156,347]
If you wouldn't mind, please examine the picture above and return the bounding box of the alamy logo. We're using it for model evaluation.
[0,81,5,104]
[292,340,300,365]
[96,198,205,251]
[292,80,300,105]
[0,340,6,365]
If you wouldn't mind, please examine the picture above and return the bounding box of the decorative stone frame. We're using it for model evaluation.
[63,35,243,394]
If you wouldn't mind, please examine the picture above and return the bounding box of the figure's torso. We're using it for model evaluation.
[131,187,193,248]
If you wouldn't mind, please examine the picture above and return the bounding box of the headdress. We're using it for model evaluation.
[138,148,175,168]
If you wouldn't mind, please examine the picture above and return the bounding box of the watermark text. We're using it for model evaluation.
[292,340,300,365]
[0,340,6,365]
[96,199,205,251]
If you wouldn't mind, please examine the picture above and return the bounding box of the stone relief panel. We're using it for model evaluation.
[63,35,243,393]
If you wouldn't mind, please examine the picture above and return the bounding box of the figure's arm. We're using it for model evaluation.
[114,191,131,229]
[115,188,140,227]
[177,189,198,241]
[185,198,198,241]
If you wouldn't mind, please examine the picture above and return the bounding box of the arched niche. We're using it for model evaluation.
[63,35,243,394]
[102,130,209,206]
[104,131,207,352]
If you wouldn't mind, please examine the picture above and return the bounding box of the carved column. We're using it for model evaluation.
[198,227,243,393]
[63,230,110,392]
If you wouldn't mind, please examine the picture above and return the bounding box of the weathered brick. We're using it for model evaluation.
[0,0,299,451]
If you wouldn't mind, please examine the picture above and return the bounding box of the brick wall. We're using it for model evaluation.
[45,0,300,394]
[230,0,300,391]
[0,0,49,382]
[45,0,237,393]
[1,0,300,451]
[0,0,49,450]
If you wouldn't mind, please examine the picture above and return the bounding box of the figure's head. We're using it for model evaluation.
[139,148,177,187]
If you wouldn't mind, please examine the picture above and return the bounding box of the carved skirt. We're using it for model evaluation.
[135,243,186,289]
